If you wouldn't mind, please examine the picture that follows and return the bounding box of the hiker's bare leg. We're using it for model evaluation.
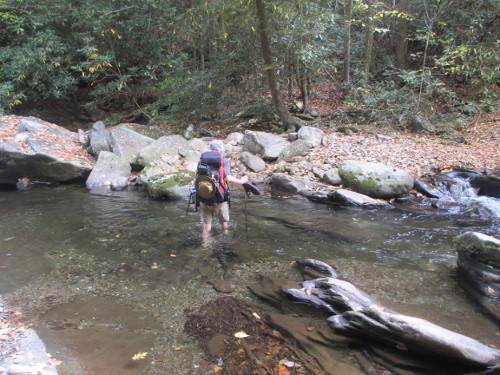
[202,223,212,238]
[220,221,229,234]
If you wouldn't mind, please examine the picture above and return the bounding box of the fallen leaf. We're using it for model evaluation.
[234,331,249,338]
[488,286,495,295]
[48,359,63,365]
[213,365,223,374]
[132,351,148,360]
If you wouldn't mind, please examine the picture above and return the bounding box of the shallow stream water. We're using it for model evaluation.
[0,185,499,374]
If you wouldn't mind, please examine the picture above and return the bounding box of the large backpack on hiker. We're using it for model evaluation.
[193,151,229,208]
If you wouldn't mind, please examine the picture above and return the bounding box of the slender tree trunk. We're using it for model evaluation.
[255,0,298,132]
[363,0,375,83]
[299,66,310,113]
[395,0,410,68]
[343,0,353,86]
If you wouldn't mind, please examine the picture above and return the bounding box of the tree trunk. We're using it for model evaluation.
[255,0,298,132]
[363,0,375,83]
[299,69,310,114]
[343,0,353,86]
[395,0,410,68]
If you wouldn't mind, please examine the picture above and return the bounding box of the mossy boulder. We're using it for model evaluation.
[338,160,415,199]
[143,170,195,200]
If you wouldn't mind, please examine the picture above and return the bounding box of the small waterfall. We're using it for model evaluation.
[435,174,500,218]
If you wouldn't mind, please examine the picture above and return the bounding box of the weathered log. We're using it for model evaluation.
[300,259,338,278]
[284,288,337,315]
[328,309,500,368]
[312,277,384,313]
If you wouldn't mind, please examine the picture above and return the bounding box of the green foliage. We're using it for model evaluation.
[0,0,497,124]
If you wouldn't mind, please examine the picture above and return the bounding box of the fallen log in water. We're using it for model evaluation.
[283,259,500,370]
[328,309,500,368]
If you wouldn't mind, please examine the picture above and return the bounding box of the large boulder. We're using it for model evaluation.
[0,116,93,186]
[108,126,154,169]
[455,232,500,322]
[144,170,195,200]
[298,126,324,147]
[243,130,289,161]
[338,160,414,199]
[85,151,131,191]
[137,135,189,167]
[470,175,500,198]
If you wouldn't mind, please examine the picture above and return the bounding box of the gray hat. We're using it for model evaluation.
[210,140,224,153]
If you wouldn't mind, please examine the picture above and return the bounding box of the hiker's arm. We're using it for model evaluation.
[225,174,248,185]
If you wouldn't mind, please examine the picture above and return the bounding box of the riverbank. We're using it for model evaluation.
[241,111,499,182]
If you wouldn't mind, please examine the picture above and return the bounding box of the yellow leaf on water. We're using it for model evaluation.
[132,352,148,360]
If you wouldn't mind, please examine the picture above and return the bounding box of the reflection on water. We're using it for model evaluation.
[0,185,499,373]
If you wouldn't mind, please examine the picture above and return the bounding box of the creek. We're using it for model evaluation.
[0,183,499,374]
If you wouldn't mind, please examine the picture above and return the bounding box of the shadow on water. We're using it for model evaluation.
[0,185,499,374]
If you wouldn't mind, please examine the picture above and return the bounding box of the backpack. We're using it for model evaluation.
[194,151,229,207]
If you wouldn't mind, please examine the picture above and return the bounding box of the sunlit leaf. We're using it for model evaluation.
[234,331,249,338]
[132,352,148,360]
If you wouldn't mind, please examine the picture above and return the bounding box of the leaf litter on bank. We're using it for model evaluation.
[184,297,324,375]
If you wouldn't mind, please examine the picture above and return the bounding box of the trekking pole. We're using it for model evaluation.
[186,186,196,216]
[242,181,260,241]
[244,191,248,241]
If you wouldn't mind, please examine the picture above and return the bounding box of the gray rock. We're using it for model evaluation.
[88,121,111,155]
[323,168,342,186]
[329,189,393,208]
[339,160,414,199]
[240,152,266,172]
[243,130,289,161]
[85,151,131,191]
[188,138,209,153]
[410,114,435,133]
[108,126,154,169]
[144,170,195,200]
[78,129,89,147]
[0,116,92,185]
[183,150,201,172]
[271,174,316,193]
[225,132,244,145]
[470,175,500,198]
[299,189,330,203]
[183,124,194,140]
[278,139,312,162]
[137,135,189,167]
[298,126,324,147]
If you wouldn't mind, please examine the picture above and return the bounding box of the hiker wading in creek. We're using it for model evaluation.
[194,140,248,238]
